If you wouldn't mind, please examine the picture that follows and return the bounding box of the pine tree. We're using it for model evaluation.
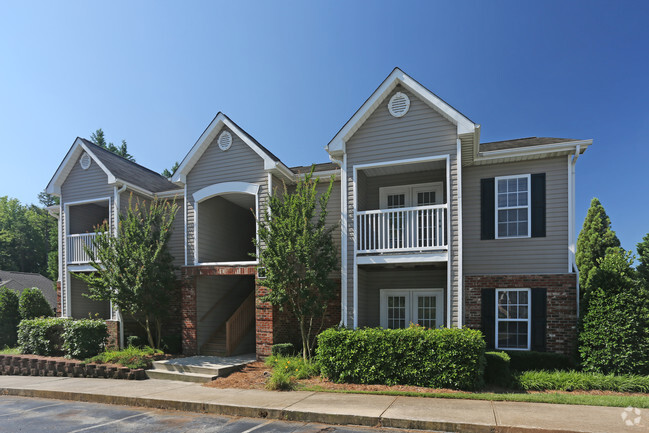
[576,198,620,301]
[637,233,649,283]
[90,128,135,162]
[161,161,180,178]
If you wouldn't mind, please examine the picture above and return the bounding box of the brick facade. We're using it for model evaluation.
[464,274,577,355]
[105,320,120,350]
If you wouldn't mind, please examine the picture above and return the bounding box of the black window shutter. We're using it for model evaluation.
[481,178,495,240]
[481,288,496,350]
[531,288,547,352]
[531,173,546,238]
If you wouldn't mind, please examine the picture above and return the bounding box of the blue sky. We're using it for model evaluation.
[1,1,647,254]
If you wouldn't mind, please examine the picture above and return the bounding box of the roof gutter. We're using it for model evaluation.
[477,140,592,161]
[569,144,581,317]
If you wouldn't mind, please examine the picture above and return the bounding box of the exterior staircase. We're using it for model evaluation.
[201,291,255,356]
[146,354,256,383]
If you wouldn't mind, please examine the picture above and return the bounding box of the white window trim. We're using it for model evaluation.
[494,174,531,239]
[379,288,444,329]
[495,288,531,351]
[379,182,444,209]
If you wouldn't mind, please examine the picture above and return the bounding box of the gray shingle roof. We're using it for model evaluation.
[79,138,182,193]
[0,271,56,310]
[480,137,578,152]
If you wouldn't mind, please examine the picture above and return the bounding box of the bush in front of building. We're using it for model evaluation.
[506,351,577,372]
[0,287,20,348]
[18,317,107,358]
[484,351,513,387]
[18,317,69,356]
[18,287,53,320]
[62,319,108,359]
[316,326,486,390]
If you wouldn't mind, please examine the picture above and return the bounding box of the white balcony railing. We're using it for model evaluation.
[67,232,106,264]
[356,204,447,254]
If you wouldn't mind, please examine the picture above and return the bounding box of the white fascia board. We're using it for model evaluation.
[326,68,476,156]
[357,252,448,265]
[46,138,116,195]
[155,189,185,199]
[477,140,592,160]
[193,181,260,203]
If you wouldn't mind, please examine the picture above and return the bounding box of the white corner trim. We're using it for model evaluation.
[193,182,260,203]
[352,161,358,329]
[446,156,452,328]
[184,184,188,267]
[340,154,348,327]
[456,137,464,329]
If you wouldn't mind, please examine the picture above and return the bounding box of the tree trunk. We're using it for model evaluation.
[144,316,155,348]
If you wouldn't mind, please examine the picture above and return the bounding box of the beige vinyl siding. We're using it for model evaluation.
[357,266,446,327]
[69,277,110,319]
[186,126,268,265]
[61,154,114,317]
[345,85,459,325]
[318,178,342,254]
[463,157,569,274]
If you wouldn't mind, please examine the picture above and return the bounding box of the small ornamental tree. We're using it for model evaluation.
[0,286,20,347]
[19,287,53,320]
[579,249,649,375]
[256,169,337,360]
[74,195,179,349]
[576,198,620,307]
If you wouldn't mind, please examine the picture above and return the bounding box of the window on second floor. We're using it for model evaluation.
[495,174,530,239]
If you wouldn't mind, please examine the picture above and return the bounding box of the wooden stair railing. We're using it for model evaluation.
[198,278,250,323]
[225,291,255,356]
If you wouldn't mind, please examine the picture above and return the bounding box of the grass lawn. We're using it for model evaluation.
[299,384,649,409]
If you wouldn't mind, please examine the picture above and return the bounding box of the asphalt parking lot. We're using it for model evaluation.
[0,396,435,433]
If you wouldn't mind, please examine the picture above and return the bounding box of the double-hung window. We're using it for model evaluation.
[495,288,531,350]
[495,174,530,238]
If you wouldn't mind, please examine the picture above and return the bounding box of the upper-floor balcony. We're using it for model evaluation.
[65,199,110,265]
[354,157,449,259]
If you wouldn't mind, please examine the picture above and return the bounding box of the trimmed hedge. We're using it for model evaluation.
[484,351,512,387]
[62,319,107,359]
[271,343,296,357]
[18,317,107,358]
[517,370,649,393]
[506,351,577,372]
[18,317,69,356]
[18,287,53,320]
[316,327,486,390]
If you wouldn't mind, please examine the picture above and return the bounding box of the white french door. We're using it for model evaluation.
[380,289,444,329]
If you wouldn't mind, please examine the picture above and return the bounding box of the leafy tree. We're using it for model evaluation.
[19,287,53,320]
[90,128,135,162]
[162,161,180,178]
[74,195,178,349]
[37,190,59,207]
[38,190,59,282]
[255,169,337,360]
[579,249,649,375]
[576,198,620,303]
[0,287,20,347]
[637,233,649,284]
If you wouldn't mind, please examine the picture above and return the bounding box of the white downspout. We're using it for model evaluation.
[329,154,347,327]
[456,138,464,328]
[570,145,581,317]
[114,184,127,349]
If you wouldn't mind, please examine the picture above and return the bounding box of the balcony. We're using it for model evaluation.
[357,204,447,254]
[67,232,106,264]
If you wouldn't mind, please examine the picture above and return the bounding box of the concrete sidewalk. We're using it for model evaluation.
[0,376,645,433]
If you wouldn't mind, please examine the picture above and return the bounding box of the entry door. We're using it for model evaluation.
[380,289,444,329]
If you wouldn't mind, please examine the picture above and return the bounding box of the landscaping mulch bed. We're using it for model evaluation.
[204,361,649,398]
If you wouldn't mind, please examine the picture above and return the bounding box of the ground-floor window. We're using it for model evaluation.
[379,289,443,329]
[495,288,530,350]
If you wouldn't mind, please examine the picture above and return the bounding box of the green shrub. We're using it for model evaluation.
[506,351,577,372]
[266,355,319,380]
[126,335,144,348]
[161,333,181,354]
[265,369,295,391]
[271,343,295,357]
[18,287,53,320]
[316,326,486,390]
[87,345,163,369]
[484,352,512,387]
[517,370,649,393]
[62,319,107,359]
[18,317,69,355]
[0,287,20,348]
[579,250,649,375]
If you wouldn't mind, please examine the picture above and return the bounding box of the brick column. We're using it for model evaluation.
[255,284,274,358]
[181,271,198,355]
[56,281,62,316]
[105,320,120,350]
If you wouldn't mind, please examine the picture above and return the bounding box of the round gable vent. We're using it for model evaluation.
[80,152,91,170]
[388,92,410,118]
[218,131,232,151]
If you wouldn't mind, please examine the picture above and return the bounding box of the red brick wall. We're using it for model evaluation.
[464,274,577,355]
[56,281,61,317]
[105,320,119,350]
[181,272,198,355]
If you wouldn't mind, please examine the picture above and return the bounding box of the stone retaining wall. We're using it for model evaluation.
[0,355,147,380]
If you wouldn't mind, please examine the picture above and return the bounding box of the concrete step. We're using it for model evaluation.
[152,355,255,378]
[145,369,217,383]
